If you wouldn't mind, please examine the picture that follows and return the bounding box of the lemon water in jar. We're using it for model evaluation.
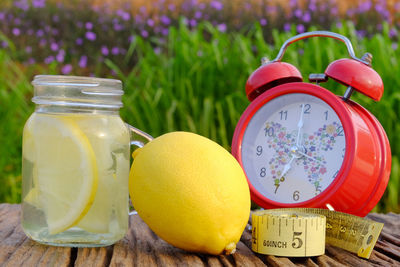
[22,75,151,247]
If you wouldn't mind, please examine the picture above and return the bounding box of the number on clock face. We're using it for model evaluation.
[241,93,346,204]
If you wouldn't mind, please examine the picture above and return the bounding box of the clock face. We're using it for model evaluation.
[241,93,346,204]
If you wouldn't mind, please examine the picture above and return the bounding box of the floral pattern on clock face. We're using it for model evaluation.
[266,121,343,194]
[241,93,346,204]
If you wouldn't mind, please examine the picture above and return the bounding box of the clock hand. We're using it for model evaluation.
[295,104,305,147]
[278,155,296,179]
[295,151,323,163]
[282,143,323,163]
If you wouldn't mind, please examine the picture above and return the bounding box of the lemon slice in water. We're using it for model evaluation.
[27,114,98,234]
[73,114,129,233]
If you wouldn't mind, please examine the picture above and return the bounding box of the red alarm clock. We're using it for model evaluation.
[232,31,391,217]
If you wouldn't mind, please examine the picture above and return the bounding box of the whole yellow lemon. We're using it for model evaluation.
[129,132,250,255]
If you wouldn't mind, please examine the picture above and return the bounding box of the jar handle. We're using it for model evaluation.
[126,124,154,216]
[126,123,153,148]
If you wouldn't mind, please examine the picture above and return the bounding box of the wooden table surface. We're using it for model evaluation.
[0,204,399,266]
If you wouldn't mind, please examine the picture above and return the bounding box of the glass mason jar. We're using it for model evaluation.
[21,75,152,247]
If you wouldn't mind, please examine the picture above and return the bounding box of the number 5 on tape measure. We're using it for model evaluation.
[252,210,325,257]
[252,209,384,259]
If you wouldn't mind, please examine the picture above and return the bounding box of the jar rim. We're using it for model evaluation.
[32,75,122,89]
[32,75,124,109]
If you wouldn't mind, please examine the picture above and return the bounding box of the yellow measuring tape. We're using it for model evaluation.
[252,208,383,259]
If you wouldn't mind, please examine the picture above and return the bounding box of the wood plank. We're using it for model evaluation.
[0,204,73,267]
[1,204,400,266]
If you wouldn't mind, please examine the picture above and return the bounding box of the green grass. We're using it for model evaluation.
[0,21,399,213]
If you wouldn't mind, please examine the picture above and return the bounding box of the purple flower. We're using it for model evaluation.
[296,24,305,33]
[36,29,44,37]
[284,23,291,32]
[199,3,206,9]
[139,6,147,13]
[0,12,5,21]
[190,19,197,27]
[217,23,227,32]
[358,1,372,12]
[194,11,202,19]
[346,9,355,16]
[289,0,297,8]
[62,64,73,75]
[14,0,29,11]
[32,0,46,8]
[79,55,87,68]
[14,18,21,25]
[266,6,277,13]
[375,4,385,13]
[77,21,83,28]
[260,18,267,26]
[85,31,96,41]
[389,28,397,38]
[356,30,366,38]
[101,46,109,56]
[28,58,35,64]
[135,15,142,24]
[147,19,155,27]
[154,47,161,54]
[294,9,302,18]
[39,39,46,47]
[76,38,83,45]
[210,1,223,10]
[25,46,32,53]
[114,23,124,31]
[160,15,171,25]
[116,9,130,21]
[161,28,169,36]
[12,28,21,36]
[1,41,8,48]
[302,12,311,23]
[141,30,149,38]
[50,42,59,51]
[128,35,135,43]
[168,4,175,11]
[319,3,328,11]
[111,47,119,55]
[392,43,398,50]
[56,50,65,63]
[308,3,317,12]
[44,56,55,64]
[27,29,34,35]
[52,15,59,22]
[85,22,93,30]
